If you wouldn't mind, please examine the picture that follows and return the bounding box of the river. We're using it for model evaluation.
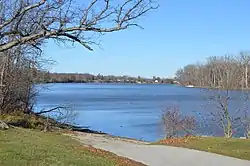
[35,83,248,141]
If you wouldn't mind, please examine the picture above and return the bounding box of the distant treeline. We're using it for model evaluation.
[175,52,250,89]
[38,72,175,84]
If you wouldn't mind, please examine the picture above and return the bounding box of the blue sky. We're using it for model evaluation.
[43,0,250,78]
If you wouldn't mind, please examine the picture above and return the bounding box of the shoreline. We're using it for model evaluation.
[183,85,250,91]
[66,124,149,143]
[39,82,176,85]
[34,111,248,142]
[65,124,248,143]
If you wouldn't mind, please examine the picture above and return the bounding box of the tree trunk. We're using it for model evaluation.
[224,105,233,138]
[225,119,233,138]
[0,54,6,114]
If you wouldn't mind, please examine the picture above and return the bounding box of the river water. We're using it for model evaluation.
[36,83,248,141]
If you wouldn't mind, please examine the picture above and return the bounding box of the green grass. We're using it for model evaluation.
[157,137,250,160]
[0,127,143,166]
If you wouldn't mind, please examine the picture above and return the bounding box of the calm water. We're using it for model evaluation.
[36,83,248,141]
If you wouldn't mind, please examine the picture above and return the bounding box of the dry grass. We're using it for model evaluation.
[155,136,250,160]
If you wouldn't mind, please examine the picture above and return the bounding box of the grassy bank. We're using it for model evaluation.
[0,127,144,166]
[156,136,250,160]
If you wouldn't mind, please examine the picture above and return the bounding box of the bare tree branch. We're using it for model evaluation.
[175,53,250,138]
[35,106,66,115]
[0,0,158,52]
[0,0,46,30]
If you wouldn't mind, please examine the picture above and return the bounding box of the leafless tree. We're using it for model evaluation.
[203,55,243,138]
[175,52,250,89]
[175,54,249,138]
[35,103,76,131]
[0,46,42,114]
[0,0,157,128]
[244,110,250,138]
[0,0,158,52]
[239,52,250,89]
[240,91,250,139]
[162,107,196,138]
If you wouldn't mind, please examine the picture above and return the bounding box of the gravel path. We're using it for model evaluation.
[68,132,250,166]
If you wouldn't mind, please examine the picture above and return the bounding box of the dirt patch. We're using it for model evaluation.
[157,136,200,146]
[64,131,148,146]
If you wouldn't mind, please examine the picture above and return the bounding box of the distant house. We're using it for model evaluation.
[136,81,142,84]
[173,80,180,84]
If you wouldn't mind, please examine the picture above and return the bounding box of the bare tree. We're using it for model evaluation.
[0,0,157,52]
[239,52,250,89]
[240,91,250,139]
[35,103,76,132]
[204,55,243,138]
[0,0,157,129]
[0,52,6,114]
[244,110,250,138]
[0,46,42,114]
[162,107,196,138]
[175,54,248,138]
